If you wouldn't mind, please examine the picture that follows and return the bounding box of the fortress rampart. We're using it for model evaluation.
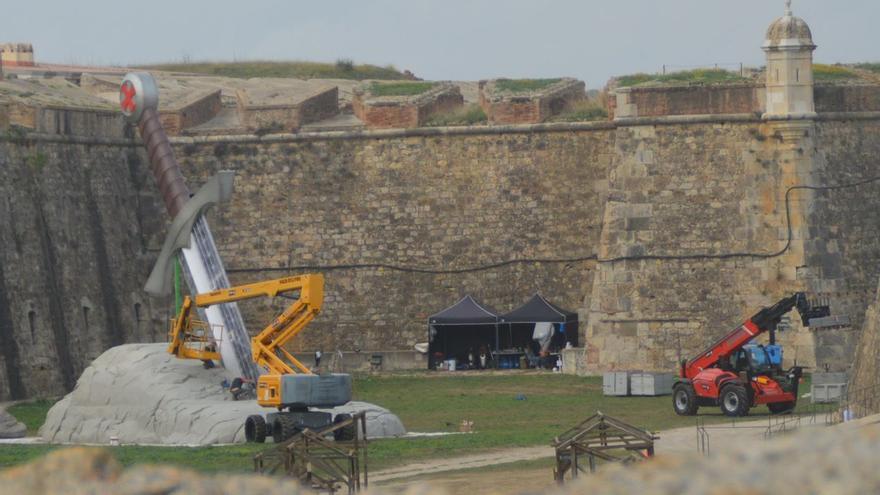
[2,111,880,399]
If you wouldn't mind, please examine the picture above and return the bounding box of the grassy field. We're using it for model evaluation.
[139,60,407,80]
[0,373,822,474]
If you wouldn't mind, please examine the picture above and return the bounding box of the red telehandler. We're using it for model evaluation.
[673,293,832,417]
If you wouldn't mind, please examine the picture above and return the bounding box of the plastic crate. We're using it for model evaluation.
[603,372,630,396]
[811,372,848,403]
[630,372,675,396]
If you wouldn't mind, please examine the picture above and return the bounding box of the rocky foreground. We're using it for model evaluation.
[3,415,880,494]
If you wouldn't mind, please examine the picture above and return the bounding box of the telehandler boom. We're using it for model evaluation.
[673,293,831,417]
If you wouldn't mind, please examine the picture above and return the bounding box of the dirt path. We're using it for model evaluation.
[371,417,804,484]
[370,446,552,482]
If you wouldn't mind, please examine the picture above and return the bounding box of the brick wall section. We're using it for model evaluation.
[815,84,880,113]
[352,98,418,128]
[480,78,586,124]
[481,97,539,125]
[612,84,762,119]
[353,84,463,129]
[236,86,338,133]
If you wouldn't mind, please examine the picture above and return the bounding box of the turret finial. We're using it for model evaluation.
[785,0,792,16]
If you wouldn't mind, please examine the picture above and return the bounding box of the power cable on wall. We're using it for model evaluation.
[226,173,880,275]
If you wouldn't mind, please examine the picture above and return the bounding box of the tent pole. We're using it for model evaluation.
[495,324,499,353]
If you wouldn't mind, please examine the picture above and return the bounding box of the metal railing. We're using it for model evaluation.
[832,382,880,424]
[696,402,838,456]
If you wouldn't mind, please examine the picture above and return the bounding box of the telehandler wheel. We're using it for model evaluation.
[768,401,795,415]
[272,415,300,444]
[672,383,699,416]
[245,415,267,443]
[719,384,750,417]
[333,413,357,442]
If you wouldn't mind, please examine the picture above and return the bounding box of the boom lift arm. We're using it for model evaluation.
[681,292,829,380]
[168,274,324,376]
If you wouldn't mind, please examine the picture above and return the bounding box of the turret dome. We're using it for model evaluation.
[763,1,815,49]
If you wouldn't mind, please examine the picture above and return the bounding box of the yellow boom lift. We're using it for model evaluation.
[168,273,355,443]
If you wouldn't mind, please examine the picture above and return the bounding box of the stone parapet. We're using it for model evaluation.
[815,83,880,113]
[352,82,463,129]
[479,78,586,124]
[611,83,763,119]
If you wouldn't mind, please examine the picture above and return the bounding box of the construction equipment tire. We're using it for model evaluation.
[768,401,795,415]
[245,415,267,443]
[720,384,750,417]
[272,415,300,444]
[333,413,356,442]
[672,383,699,416]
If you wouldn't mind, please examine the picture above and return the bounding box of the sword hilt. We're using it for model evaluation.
[121,72,191,217]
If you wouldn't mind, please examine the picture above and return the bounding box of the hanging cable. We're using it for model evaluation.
[226,172,880,275]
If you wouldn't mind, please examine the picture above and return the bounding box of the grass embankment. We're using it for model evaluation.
[855,63,880,74]
[494,78,561,93]
[617,68,749,87]
[549,100,608,122]
[0,373,824,474]
[424,104,487,126]
[813,64,860,81]
[368,81,436,97]
[139,60,407,80]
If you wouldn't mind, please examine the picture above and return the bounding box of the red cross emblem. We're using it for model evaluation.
[120,80,137,113]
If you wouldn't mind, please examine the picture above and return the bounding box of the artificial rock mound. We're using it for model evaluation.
[0,409,26,439]
[40,343,405,445]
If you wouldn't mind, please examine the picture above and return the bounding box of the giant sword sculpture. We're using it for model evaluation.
[120,72,259,381]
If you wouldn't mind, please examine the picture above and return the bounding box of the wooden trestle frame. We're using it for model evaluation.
[552,411,658,484]
[254,411,369,494]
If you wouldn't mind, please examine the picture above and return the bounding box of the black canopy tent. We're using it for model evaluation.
[500,294,579,350]
[427,295,500,369]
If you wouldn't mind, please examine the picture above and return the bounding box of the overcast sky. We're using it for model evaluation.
[4,0,878,88]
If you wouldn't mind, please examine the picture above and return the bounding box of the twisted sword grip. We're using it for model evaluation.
[137,107,191,218]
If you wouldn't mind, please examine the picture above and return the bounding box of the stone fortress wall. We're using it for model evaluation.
[4,5,880,400]
[4,113,880,399]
